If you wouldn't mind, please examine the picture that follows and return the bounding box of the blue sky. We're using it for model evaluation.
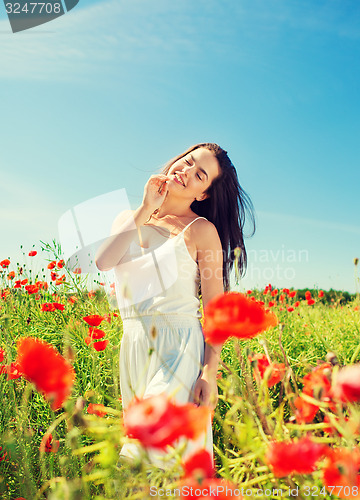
[1,0,359,293]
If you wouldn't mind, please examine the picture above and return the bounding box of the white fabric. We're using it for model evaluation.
[114,217,213,468]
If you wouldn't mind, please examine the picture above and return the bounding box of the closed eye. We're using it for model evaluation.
[196,173,202,180]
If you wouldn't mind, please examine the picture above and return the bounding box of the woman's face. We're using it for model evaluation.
[167,147,220,202]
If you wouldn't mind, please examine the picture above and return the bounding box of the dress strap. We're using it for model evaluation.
[180,216,208,234]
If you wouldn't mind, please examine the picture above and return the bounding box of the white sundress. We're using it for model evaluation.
[113,217,213,468]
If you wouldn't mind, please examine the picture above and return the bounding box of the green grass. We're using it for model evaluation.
[1,244,360,499]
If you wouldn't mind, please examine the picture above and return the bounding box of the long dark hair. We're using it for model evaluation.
[161,143,256,291]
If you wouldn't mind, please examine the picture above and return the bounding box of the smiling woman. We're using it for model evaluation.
[95,142,255,468]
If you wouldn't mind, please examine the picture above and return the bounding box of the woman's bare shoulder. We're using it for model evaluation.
[191,218,221,247]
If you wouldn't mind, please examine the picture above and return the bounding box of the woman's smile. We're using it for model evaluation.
[173,172,186,186]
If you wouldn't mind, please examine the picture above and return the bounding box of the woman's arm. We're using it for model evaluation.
[192,221,224,410]
[95,175,169,272]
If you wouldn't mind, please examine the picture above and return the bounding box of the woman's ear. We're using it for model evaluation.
[195,192,209,202]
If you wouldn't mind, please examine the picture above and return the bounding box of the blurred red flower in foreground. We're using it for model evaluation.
[183,449,214,480]
[295,363,333,423]
[87,403,108,417]
[322,448,360,498]
[266,435,327,477]
[124,393,210,450]
[334,364,360,403]
[203,292,278,344]
[249,353,285,387]
[83,315,104,327]
[15,337,75,410]
[0,347,4,363]
[40,433,59,453]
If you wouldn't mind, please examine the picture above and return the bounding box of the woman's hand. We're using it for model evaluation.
[142,174,170,212]
[193,368,218,411]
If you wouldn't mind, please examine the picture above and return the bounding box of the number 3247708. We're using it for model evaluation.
[304,486,359,496]
[5,3,62,14]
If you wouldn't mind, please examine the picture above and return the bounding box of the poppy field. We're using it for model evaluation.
[1,244,360,500]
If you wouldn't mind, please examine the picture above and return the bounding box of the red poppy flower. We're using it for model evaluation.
[268,301,276,307]
[0,347,5,363]
[307,299,315,306]
[282,288,290,294]
[0,259,10,268]
[53,302,65,311]
[295,363,333,423]
[203,292,278,344]
[88,328,106,340]
[322,448,360,498]
[47,261,56,270]
[334,364,360,403]
[289,290,296,298]
[15,337,75,410]
[25,284,40,295]
[88,290,96,298]
[287,307,294,312]
[28,251,37,257]
[87,403,108,417]
[183,449,214,480]
[294,301,300,307]
[271,289,278,297]
[68,295,78,304]
[7,271,15,280]
[55,274,66,285]
[36,280,48,290]
[294,396,319,424]
[249,353,285,387]
[279,294,285,303]
[83,315,105,327]
[103,314,111,323]
[40,433,59,453]
[1,288,11,300]
[318,290,324,298]
[41,303,55,312]
[266,435,327,477]
[73,267,82,274]
[246,290,252,294]
[305,290,312,300]
[57,260,65,268]
[0,362,22,380]
[50,271,58,281]
[124,393,211,450]
[93,340,109,351]
[14,280,22,288]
